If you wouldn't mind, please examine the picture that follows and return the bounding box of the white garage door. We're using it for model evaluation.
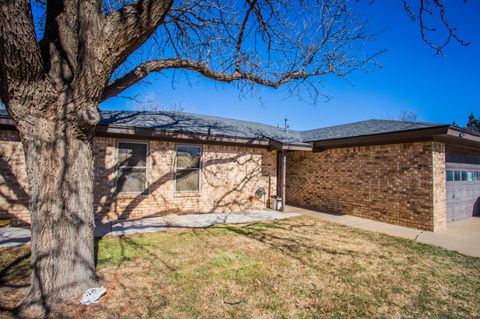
[446,165,480,223]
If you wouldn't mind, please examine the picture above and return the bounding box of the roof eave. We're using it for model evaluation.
[0,118,306,150]
[432,127,480,151]
[95,124,274,148]
[311,125,451,151]
[0,117,14,127]
[446,126,480,141]
[267,138,312,151]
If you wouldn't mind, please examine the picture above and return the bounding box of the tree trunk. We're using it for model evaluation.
[17,108,97,317]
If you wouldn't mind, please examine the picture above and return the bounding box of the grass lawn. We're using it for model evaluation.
[1,216,480,318]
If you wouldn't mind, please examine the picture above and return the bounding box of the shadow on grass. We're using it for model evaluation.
[97,234,177,272]
[0,249,31,317]
[214,219,370,268]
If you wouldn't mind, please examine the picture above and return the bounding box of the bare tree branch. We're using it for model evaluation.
[104,0,174,70]
[403,0,469,55]
[101,55,366,102]
[102,0,380,103]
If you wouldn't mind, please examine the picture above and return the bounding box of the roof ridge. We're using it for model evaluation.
[366,118,443,126]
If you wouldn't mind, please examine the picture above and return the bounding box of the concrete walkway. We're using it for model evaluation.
[3,207,478,257]
[0,210,299,248]
[286,206,480,257]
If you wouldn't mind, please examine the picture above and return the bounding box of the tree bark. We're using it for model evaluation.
[17,102,97,317]
[1,1,172,316]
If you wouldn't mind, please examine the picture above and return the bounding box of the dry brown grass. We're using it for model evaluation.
[1,216,480,318]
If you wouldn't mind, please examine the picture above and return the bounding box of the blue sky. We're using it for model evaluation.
[101,1,480,131]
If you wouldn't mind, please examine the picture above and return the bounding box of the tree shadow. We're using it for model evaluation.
[216,219,371,269]
[94,140,275,222]
[99,110,301,145]
[0,114,279,318]
[0,249,31,317]
[0,142,30,226]
[2,112,281,227]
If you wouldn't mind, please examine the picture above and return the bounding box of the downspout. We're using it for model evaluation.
[281,150,286,212]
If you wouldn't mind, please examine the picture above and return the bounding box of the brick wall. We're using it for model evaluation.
[0,131,277,224]
[93,137,277,221]
[286,142,447,231]
[0,128,448,231]
[0,130,29,225]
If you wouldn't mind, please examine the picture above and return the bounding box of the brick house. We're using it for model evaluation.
[1,110,479,231]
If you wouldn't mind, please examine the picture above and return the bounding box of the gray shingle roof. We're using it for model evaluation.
[0,109,304,144]
[100,110,305,145]
[0,109,448,145]
[299,119,446,142]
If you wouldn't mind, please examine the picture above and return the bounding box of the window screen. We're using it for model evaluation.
[116,142,147,193]
[175,145,201,192]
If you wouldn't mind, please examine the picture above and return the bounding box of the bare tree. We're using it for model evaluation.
[0,0,469,316]
[128,92,186,112]
[399,109,418,122]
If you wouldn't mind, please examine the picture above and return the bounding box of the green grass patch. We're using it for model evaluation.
[1,216,479,319]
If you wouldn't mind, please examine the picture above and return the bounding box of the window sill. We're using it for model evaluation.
[115,192,149,199]
[174,192,202,198]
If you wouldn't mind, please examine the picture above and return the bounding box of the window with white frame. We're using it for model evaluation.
[446,170,480,182]
[175,145,201,192]
[116,141,148,193]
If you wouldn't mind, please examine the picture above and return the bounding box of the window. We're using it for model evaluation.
[454,171,461,181]
[448,170,480,183]
[116,142,147,193]
[467,171,474,182]
[175,145,201,192]
[446,171,454,182]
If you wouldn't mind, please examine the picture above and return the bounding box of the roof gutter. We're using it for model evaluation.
[95,124,274,148]
[312,125,480,152]
[0,117,14,127]
[311,125,451,151]
[432,127,480,152]
[267,139,312,151]
[446,126,480,142]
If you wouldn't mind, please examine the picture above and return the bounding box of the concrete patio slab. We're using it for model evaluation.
[104,210,299,236]
[0,210,299,248]
[287,205,480,257]
[0,227,31,248]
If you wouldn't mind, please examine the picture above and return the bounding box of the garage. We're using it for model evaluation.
[446,150,480,223]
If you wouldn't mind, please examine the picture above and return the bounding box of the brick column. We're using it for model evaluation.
[432,142,447,231]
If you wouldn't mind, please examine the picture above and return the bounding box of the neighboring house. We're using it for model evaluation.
[0,110,479,232]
